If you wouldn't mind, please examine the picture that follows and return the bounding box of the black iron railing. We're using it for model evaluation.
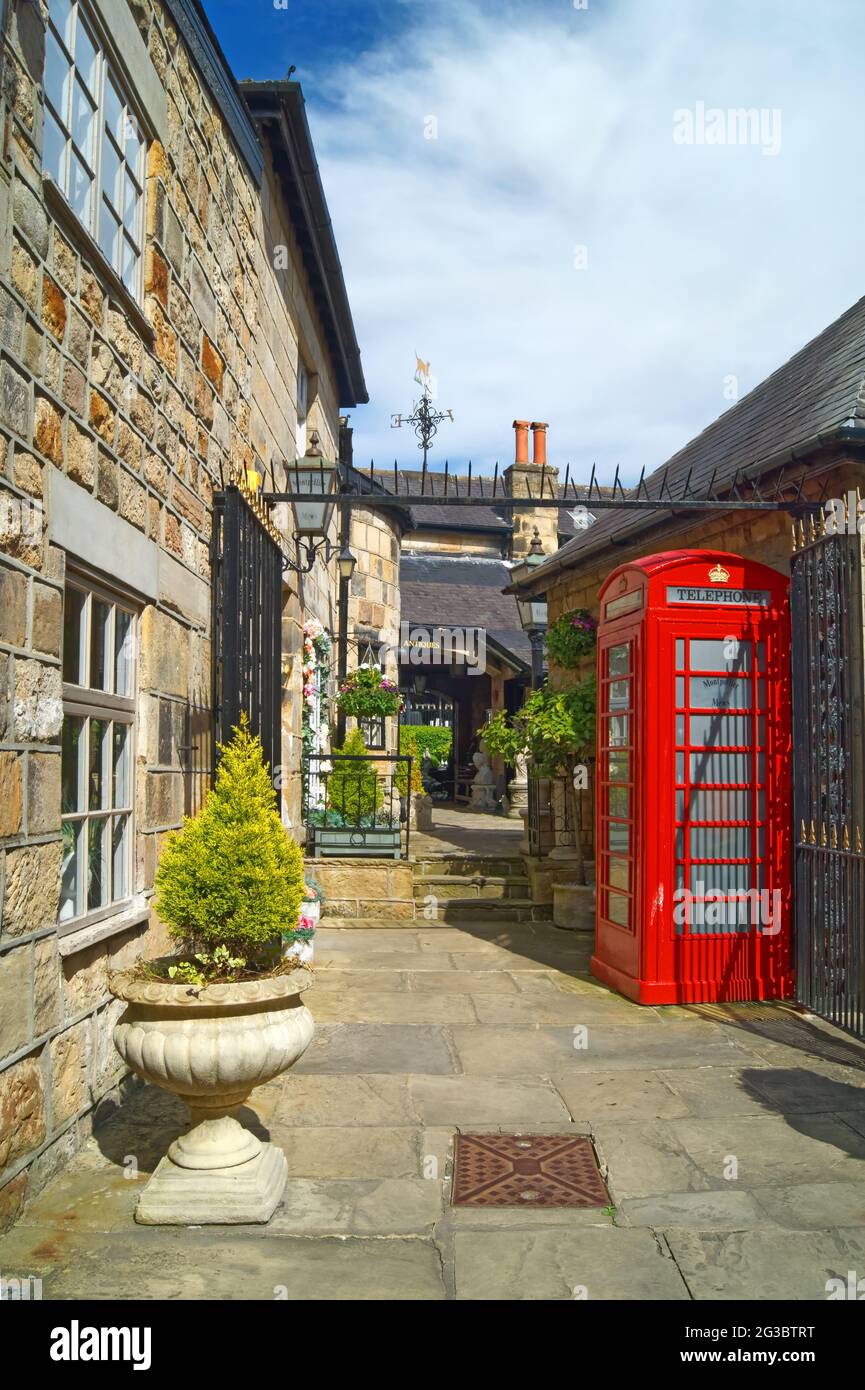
[212,485,283,776]
[303,753,413,859]
[792,520,865,1038]
[527,764,595,860]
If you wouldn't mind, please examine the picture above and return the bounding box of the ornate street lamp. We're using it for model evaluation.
[283,432,343,574]
[512,528,549,689]
[336,542,357,582]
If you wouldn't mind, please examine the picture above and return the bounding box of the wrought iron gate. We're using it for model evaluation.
[791,516,865,1037]
[212,485,283,776]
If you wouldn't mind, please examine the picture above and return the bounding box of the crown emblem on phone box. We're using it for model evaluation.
[708,563,730,583]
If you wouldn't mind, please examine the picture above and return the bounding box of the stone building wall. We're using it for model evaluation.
[343,504,403,749]
[0,0,344,1229]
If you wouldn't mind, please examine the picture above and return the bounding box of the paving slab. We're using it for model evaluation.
[453,1226,689,1300]
[267,1177,443,1235]
[274,1074,419,1127]
[664,1226,865,1301]
[294,1023,457,1075]
[450,1025,596,1076]
[551,1069,692,1122]
[618,1189,766,1229]
[667,1112,865,1189]
[314,951,449,971]
[408,1075,572,1126]
[656,1065,786,1119]
[309,989,478,1024]
[316,928,422,952]
[311,968,411,992]
[750,1180,865,1229]
[0,1224,446,1300]
[592,1119,709,1199]
[471,993,659,1027]
[406,969,521,995]
[274,1126,423,1179]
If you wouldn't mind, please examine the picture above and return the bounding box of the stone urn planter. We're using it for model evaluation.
[110,966,314,1225]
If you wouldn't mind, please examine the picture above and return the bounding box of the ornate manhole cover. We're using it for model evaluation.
[451,1133,610,1208]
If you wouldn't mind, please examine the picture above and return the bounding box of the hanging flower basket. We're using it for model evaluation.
[545,609,598,669]
[336,667,404,719]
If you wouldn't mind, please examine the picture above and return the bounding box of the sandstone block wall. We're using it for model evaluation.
[0,0,344,1227]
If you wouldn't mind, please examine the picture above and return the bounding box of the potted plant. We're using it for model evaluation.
[335,665,404,720]
[109,718,312,1226]
[283,876,323,964]
[307,728,401,857]
[283,910,316,965]
[300,875,324,925]
[523,677,596,883]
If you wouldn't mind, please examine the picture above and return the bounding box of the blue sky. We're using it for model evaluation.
[206,0,865,480]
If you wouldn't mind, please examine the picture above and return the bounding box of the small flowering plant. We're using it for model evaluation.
[545,609,598,670]
[335,666,404,719]
[302,876,324,904]
[284,912,316,944]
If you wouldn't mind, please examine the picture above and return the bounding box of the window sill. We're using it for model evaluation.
[42,175,155,350]
[58,900,151,957]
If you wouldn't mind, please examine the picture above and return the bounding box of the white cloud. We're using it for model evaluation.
[309,0,865,482]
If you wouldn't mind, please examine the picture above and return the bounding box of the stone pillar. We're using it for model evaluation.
[506,748,529,821]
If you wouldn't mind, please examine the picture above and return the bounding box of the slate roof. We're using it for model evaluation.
[399,554,531,669]
[508,292,865,589]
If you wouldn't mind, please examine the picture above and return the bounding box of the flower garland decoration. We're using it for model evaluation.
[336,666,404,719]
[545,609,598,670]
[301,619,333,759]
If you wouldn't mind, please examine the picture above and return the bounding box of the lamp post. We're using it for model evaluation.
[335,498,354,745]
[283,432,347,574]
[513,528,549,690]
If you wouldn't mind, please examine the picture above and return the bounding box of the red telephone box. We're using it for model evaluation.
[590,550,792,1005]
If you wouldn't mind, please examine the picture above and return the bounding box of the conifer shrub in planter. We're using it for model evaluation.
[109,719,314,1226]
[308,728,401,856]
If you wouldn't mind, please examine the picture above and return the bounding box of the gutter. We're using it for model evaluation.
[504,423,865,596]
[242,81,368,409]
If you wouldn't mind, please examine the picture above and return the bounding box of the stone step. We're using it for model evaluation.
[413,856,526,879]
[437,898,553,924]
[412,875,529,901]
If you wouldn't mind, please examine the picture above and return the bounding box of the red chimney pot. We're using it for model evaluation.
[512,419,530,465]
[530,421,549,466]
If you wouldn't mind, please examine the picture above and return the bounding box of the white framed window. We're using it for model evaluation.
[60,576,137,934]
[43,0,146,298]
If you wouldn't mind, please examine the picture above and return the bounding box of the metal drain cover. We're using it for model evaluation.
[451,1133,610,1209]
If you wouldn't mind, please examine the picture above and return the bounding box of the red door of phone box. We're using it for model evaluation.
[590,550,793,1006]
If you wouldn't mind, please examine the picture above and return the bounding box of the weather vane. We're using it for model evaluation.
[391,355,454,466]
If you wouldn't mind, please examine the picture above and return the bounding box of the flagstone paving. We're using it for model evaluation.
[3,922,865,1299]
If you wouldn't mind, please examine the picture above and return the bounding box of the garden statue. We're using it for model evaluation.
[469,747,497,811]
